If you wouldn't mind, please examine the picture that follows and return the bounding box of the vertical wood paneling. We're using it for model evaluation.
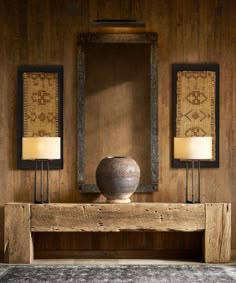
[85,45,150,184]
[229,0,236,251]
[0,0,235,259]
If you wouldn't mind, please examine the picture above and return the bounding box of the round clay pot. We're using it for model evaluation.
[96,156,140,203]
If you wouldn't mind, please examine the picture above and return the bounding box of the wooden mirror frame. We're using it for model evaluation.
[77,32,158,193]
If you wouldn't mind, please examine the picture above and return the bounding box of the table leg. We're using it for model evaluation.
[4,203,33,264]
[204,203,231,263]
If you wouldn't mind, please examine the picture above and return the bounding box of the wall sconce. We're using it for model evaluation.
[174,137,212,203]
[22,137,61,203]
[92,19,145,28]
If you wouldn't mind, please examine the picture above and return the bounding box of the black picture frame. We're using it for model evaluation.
[172,64,219,168]
[17,65,63,169]
[77,33,159,192]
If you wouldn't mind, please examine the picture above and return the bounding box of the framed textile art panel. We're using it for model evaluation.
[17,65,63,169]
[172,64,219,168]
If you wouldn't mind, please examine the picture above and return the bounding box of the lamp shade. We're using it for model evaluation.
[174,137,212,160]
[22,137,61,160]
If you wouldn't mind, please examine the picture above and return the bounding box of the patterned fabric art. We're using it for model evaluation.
[176,70,216,160]
[23,72,59,137]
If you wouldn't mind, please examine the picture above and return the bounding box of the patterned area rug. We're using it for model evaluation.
[0,265,235,282]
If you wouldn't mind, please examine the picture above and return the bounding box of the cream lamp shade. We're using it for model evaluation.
[22,137,61,160]
[174,137,212,160]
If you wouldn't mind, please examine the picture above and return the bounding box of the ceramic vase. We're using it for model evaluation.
[96,156,140,203]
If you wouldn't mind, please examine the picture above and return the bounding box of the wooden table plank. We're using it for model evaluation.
[31,203,205,232]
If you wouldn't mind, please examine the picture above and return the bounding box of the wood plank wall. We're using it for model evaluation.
[0,0,235,260]
[85,45,151,184]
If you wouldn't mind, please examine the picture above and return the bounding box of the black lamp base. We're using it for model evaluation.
[34,159,50,204]
[185,160,201,204]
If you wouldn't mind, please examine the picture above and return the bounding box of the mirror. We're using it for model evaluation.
[77,33,158,192]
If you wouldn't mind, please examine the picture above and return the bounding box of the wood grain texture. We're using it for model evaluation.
[4,203,33,264]
[33,231,202,254]
[0,0,235,260]
[31,203,205,232]
[85,44,151,185]
[204,203,231,263]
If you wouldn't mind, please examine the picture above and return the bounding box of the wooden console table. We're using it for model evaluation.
[4,202,231,264]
